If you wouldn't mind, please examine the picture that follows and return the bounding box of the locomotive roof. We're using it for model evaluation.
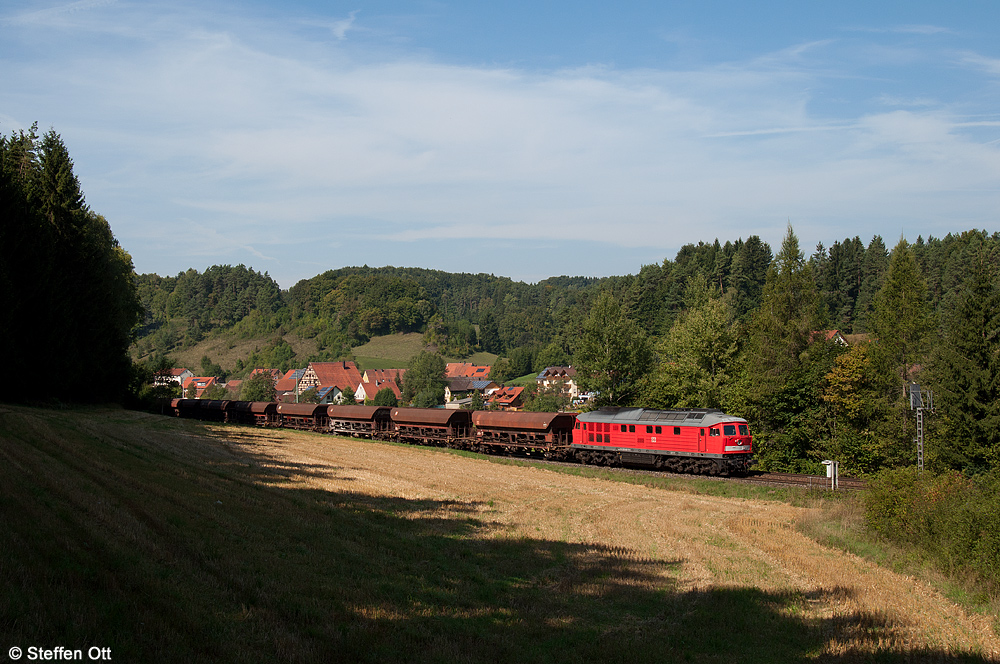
[577,407,745,428]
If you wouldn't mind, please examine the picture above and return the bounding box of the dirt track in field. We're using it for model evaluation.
[213,425,1000,659]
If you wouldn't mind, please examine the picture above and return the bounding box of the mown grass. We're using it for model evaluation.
[1,405,993,663]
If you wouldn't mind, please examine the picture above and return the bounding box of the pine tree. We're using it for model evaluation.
[869,239,931,386]
[728,235,772,320]
[741,225,828,471]
[854,235,889,333]
[0,127,142,402]
[927,255,1000,473]
[748,225,821,383]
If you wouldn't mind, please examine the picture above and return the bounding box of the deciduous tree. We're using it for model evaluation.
[575,291,653,407]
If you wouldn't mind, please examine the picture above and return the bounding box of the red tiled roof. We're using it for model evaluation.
[308,361,363,390]
[488,386,524,405]
[181,376,216,397]
[370,379,401,398]
[275,378,297,393]
[445,362,492,378]
[364,368,406,384]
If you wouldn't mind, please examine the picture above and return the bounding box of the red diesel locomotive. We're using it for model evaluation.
[573,407,753,475]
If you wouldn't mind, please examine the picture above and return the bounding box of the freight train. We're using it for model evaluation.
[165,399,755,475]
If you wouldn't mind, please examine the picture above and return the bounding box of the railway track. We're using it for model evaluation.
[739,471,866,491]
[488,454,866,491]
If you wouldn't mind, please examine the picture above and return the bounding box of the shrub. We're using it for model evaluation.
[864,468,1000,589]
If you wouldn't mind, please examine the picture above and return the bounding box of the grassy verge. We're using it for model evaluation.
[1,405,994,662]
[797,494,1000,636]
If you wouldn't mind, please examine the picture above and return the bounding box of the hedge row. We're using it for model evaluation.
[864,467,1000,589]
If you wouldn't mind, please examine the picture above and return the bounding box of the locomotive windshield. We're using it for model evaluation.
[739,425,749,436]
[723,424,736,436]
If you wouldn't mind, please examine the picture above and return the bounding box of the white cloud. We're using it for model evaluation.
[330,10,359,40]
[960,52,1000,76]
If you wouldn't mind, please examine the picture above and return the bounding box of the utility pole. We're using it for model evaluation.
[909,383,933,473]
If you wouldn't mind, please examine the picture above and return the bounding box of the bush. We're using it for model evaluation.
[864,468,1000,589]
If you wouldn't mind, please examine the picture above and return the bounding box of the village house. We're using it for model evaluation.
[298,361,364,402]
[811,330,850,346]
[181,376,217,398]
[362,368,406,385]
[444,378,498,403]
[355,378,401,402]
[275,368,305,402]
[536,366,580,400]
[486,386,525,410]
[153,367,193,389]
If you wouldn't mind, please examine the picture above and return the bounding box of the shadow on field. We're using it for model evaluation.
[1,410,996,664]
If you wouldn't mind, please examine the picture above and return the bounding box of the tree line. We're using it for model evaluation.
[0,124,142,402]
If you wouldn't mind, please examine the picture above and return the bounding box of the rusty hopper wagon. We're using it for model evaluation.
[390,407,472,446]
[327,405,393,438]
[472,411,576,459]
[276,403,329,431]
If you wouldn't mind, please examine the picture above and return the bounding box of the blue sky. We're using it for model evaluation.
[3,1,999,288]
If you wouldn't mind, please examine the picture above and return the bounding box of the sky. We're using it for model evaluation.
[2,1,999,289]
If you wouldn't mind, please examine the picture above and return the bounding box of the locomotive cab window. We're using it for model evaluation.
[723,424,737,436]
[739,425,749,436]
[710,428,720,436]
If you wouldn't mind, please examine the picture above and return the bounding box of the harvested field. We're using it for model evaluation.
[3,405,998,663]
[215,424,1000,661]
